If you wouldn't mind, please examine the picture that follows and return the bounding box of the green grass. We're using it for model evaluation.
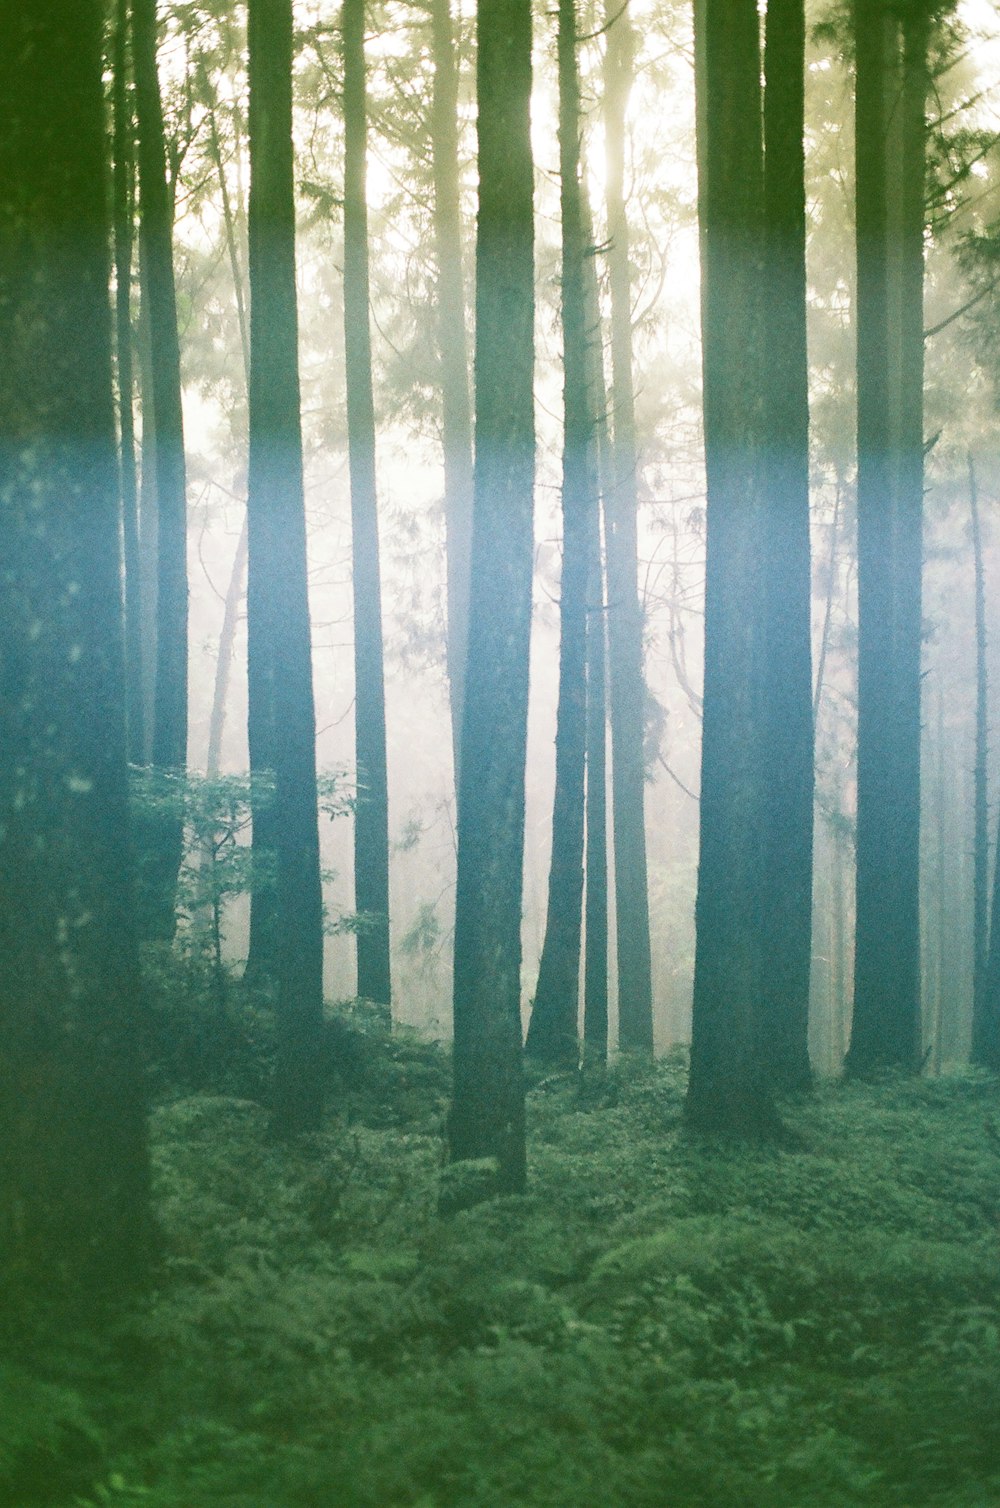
[5,1023,1000,1507]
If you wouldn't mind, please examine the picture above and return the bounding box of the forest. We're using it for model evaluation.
[2,0,1000,1501]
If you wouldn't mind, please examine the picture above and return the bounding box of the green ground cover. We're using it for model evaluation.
[4,1006,1000,1507]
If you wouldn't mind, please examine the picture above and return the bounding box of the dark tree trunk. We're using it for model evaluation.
[430,0,474,788]
[970,453,996,1065]
[759,0,814,1091]
[603,0,654,1054]
[0,0,151,1287]
[448,0,534,1195]
[132,0,189,938]
[846,0,926,1077]
[112,0,144,767]
[246,0,326,1135]
[137,284,159,762]
[525,0,594,1070]
[686,0,779,1136]
[584,462,609,1069]
[343,0,391,1011]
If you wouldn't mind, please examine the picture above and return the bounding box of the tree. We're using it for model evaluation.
[133,0,190,939]
[969,451,996,1065]
[429,0,475,786]
[845,0,930,1077]
[343,0,392,1011]
[602,0,654,1055]
[0,0,151,1284]
[448,0,534,1194]
[686,0,778,1135]
[525,0,595,1070]
[112,0,144,766]
[759,0,814,1091]
[246,0,326,1134]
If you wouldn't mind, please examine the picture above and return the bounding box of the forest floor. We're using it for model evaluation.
[5,986,1000,1508]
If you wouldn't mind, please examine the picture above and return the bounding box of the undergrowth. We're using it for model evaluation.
[4,990,1000,1507]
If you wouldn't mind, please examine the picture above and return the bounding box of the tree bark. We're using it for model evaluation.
[0,0,151,1286]
[969,452,992,1063]
[343,0,392,1011]
[686,0,778,1136]
[759,0,814,1091]
[525,0,594,1070]
[112,0,144,767]
[846,0,926,1077]
[602,0,654,1054]
[448,0,534,1195]
[246,0,326,1134]
[430,0,474,789]
[133,0,189,938]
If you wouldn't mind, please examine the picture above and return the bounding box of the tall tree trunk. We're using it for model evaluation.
[584,470,609,1068]
[246,0,326,1134]
[969,452,991,1062]
[430,0,474,788]
[343,0,391,1011]
[137,284,158,762]
[204,92,251,782]
[525,0,594,1069]
[760,0,814,1090]
[112,0,144,766]
[133,0,189,938]
[686,0,778,1135]
[602,0,654,1054]
[582,175,610,1070]
[846,0,926,1076]
[448,0,534,1196]
[0,0,151,1286]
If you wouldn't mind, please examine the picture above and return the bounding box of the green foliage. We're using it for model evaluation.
[14,1025,1000,1508]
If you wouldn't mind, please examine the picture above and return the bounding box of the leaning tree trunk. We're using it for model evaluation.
[759,0,814,1091]
[448,0,534,1197]
[525,0,594,1070]
[686,0,778,1136]
[0,0,151,1287]
[132,0,189,939]
[246,0,326,1135]
[112,0,144,766]
[846,0,926,1077]
[602,0,654,1055]
[430,0,475,788]
[343,0,392,1011]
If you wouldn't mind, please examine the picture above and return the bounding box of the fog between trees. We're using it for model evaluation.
[167,0,1000,1065]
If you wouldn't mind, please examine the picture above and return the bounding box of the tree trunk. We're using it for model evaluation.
[584,464,609,1069]
[430,0,474,789]
[204,91,250,783]
[846,0,925,1076]
[602,0,654,1054]
[343,0,392,1011]
[133,0,189,938]
[525,0,593,1070]
[448,0,534,1196]
[0,0,151,1286]
[112,0,144,767]
[686,0,778,1136]
[969,452,992,1062]
[246,0,326,1134]
[583,175,610,1070]
[759,0,814,1091]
